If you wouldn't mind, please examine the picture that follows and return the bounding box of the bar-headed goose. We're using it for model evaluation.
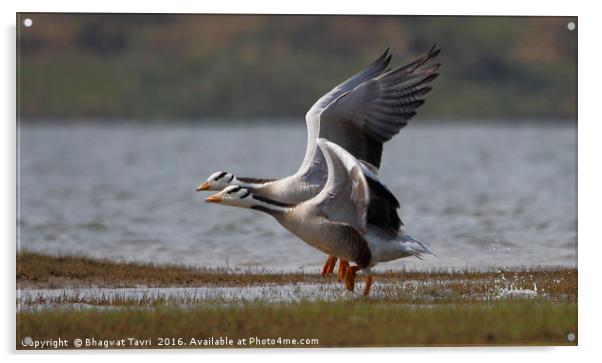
[204,139,433,296]
[197,46,440,276]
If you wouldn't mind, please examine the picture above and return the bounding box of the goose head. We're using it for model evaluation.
[196,171,238,192]
[204,185,254,208]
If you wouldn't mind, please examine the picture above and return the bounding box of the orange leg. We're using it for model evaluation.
[344,265,361,292]
[326,256,337,274]
[362,275,374,296]
[337,260,350,283]
[321,256,337,276]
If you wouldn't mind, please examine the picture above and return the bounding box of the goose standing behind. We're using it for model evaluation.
[197,46,440,277]
[204,139,433,296]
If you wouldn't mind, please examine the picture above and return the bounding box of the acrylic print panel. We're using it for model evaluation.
[16,13,577,349]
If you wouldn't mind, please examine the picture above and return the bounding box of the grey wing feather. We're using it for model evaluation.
[299,49,392,182]
[317,45,440,169]
[304,48,392,127]
[315,139,370,234]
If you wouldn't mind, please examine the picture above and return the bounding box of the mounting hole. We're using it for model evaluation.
[567,22,576,31]
[21,336,33,346]
[23,18,33,28]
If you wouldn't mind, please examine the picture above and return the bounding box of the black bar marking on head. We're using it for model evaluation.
[227,174,234,183]
[227,186,242,194]
[214,172,227,181]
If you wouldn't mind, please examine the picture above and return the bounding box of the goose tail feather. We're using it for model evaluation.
[398,234,435,259]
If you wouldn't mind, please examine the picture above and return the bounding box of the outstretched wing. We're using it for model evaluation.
[297,47,439,234]
[314,139,371,234]
[318,45,441,169]
[300,46,440,188]
[298,48,393,178]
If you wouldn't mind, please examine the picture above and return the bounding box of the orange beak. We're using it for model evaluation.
[196,181,210,192]
[205,194,222,203]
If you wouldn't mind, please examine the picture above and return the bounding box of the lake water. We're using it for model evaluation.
[17,122,577,272]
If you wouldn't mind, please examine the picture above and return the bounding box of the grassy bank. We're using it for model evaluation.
[18,301,576,348]
[16,252,578,348]
[17,251,577,291]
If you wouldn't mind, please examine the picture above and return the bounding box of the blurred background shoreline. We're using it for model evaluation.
[17,14,576,123]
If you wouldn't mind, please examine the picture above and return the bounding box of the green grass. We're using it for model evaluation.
[16,252,578,349]
[17,301,576,348]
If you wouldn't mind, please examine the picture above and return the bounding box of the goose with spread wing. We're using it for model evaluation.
[204,139,433,296]
[197,46,440,277]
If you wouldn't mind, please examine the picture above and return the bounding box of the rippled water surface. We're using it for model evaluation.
[18,122,577,272]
